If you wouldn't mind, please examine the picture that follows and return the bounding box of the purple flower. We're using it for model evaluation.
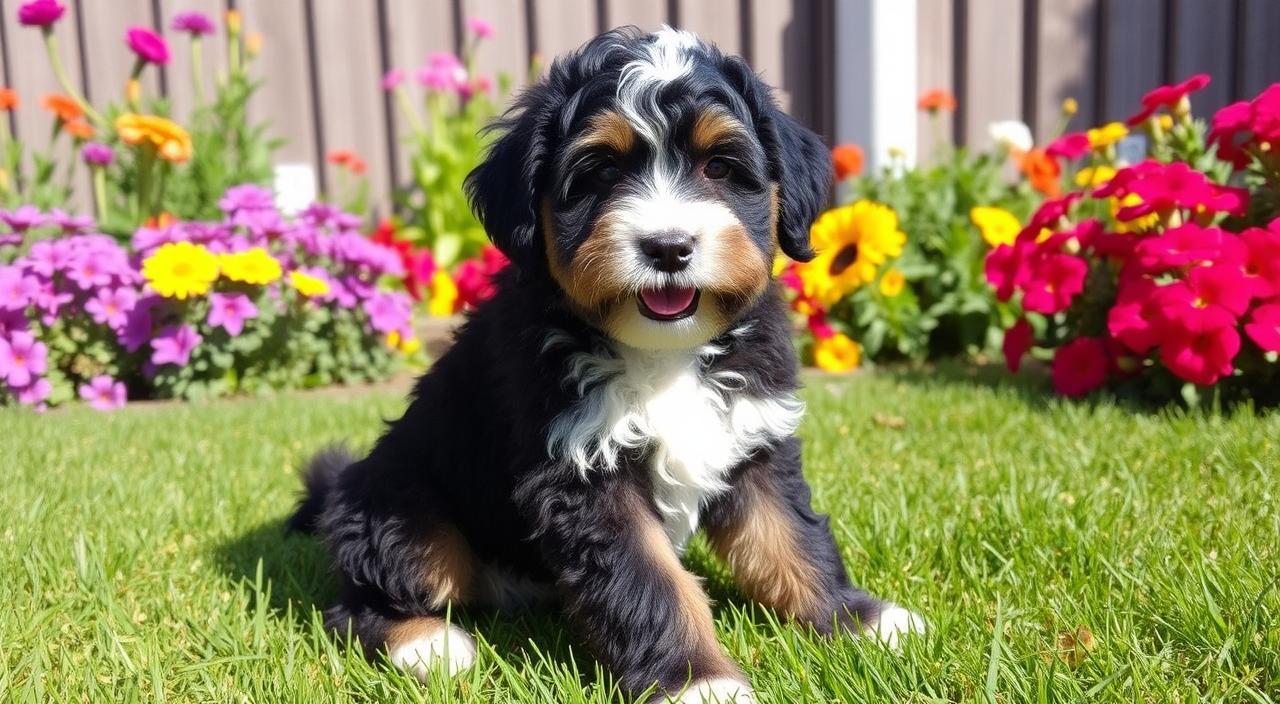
[171,11,215,36]
[26,239,73,277]
[0,308,27,337]
[65,250,114,290]
[82,142,114,167]
[84,287,137,329]
[207,292,257,336]
[416,52,467,93]
[382,68,406,91]
[126,27,170,65]
[16,377,51,407]
[0,266,39,311]
[119,297,157,352]
[79,375,127,411]
[219,184,276,215]
[363,290,412,334]
[150,324,201,367]
[1,206,44,232]
[0,331,47,388]
[46,208,95,233]
[33,282,72,325]
[0,233,21,248]
[467,17,494,39]
[17,0,65,27]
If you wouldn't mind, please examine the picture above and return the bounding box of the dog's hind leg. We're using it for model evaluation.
[325,596,478,681]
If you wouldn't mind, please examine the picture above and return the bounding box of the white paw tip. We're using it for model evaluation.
[668,677,756,703]
[389,624,477,680]
[864,604,926,650]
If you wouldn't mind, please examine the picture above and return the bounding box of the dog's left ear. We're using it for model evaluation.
[723,57,833,262]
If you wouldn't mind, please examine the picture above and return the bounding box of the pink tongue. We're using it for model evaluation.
[641,286,696,316]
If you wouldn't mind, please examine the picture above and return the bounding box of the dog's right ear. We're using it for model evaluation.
[465,84,555,272]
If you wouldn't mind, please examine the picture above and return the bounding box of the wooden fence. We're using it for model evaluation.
[1,1,1277,215]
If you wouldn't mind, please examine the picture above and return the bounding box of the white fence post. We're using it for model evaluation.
[835,0,919,171]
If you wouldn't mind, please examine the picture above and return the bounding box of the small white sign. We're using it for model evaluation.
[273,163,318,216]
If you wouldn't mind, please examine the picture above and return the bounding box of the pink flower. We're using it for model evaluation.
[126,27,170,66]
[0,265,39,311]
[170,12,215,36]
[1052,337,1108,398]
[79,374,127,411]
[1209,84,1280,169]
[82,142,114,167]
[1045,132,1090,160]
[207,292,258,336]
[1244,302,1280,352]
[1125,73,1210,126]
[381,68,406,91]
[807,310,835,340]
[16,377,51,407]
[84,287,137,329]
[1228,226,1280,299]
[18,0,64,27]
[150,324,201,366]
[1159,313,1240,386]
[1122,162,1217,218]
[363,291,412,334]
[416,52,467,93]
[0,331,48,388]
[467,17,494,38]
[985,242,1032,302]
[1133,223,1224,273]
[1107,278,1165,354]
[1002,317,1033,373]
[1022,254,1087,314]
[1026,193,1082,232]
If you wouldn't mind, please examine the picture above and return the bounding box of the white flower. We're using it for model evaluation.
[988,120,1033,153]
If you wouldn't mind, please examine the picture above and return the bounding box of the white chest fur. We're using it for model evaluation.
[547,339,804,550]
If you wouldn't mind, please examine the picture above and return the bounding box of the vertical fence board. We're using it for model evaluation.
[76,0,161,107]
[238,1,319,175]
[1240,0,1280,99]
[916,0,953,162]
[749,0,800,115]
[382,0,458,192]
[1170,0,1232,113]
[159,0,229,122]
[1100,0,1163,124]
[675,0,740,56]
[532,0,597,64]
[462,0,530,87]
[603,0,666,31]
[310,0,391,215]
[963,0,1022,148]
[1033,0,1096,139]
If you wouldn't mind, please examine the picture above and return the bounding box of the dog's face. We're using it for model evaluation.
[468,27,833,350]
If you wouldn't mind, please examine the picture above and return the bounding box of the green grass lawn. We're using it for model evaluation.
[3,365,1278,703]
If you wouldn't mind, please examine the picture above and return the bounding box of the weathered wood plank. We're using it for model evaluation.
[1033,0,1097,139]
[1239,0,1280,99]
[1100,0,1163,124]
[238,1,320,175]
[1170,0,1233,114]
[962,0,1022,148]
[310,0,392,215]
[749,0,798,115]
[158,0,228,122]
[76,0,161,107]
[916,0,953,161]
[603,0,666,32]
[461,0,530,87]
[381,0,458,192]
[531,0,598,63]
[675,0,740,56]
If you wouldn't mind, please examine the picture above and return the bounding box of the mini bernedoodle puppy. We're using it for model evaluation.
[289,26,923,703]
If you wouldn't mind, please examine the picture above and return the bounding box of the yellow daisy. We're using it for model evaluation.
[1074,165,1117,188]
[970,206,1021,248]
[813,333,861,372]
[428,270,459,317]
[879,269,906,298]
[799,200,906,306]
[1086,121,1128,149]
[289,270,330,297]
[220,248,282,285]
[142,242,218,299]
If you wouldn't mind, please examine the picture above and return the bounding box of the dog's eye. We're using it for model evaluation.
[703,157,731,180]
[594,163,622,185]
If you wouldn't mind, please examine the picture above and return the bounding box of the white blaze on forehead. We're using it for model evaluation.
[616,26,703,149]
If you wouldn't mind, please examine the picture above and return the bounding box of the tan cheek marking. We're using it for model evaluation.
[627,490,740,679]
[542,199,632,313]
[706,222,771,303]
[419,523,479,610]
[578,111,636,155]
[691,110,746,154]
[707,478,824,622]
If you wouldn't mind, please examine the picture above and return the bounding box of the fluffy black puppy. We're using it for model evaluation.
[290,26,922,703]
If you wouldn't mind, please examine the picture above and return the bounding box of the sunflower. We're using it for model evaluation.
[813,332,861,372]
[142,242,218,299]
[220,248,282,285]
[288,270,330,298]
[116,113,193,163]
[797,200,906,307]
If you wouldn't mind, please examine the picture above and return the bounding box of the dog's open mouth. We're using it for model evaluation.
[637,286,700,321]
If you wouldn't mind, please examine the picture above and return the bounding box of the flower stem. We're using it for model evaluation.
[92,166,108,220]
[43,30,104,126]
[393,86,425,135]
[135,145,156,223]
[191,38,207,107]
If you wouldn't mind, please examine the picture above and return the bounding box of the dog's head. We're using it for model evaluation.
[467,27,832,350]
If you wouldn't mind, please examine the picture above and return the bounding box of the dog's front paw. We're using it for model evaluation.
[388,622,477,681]
[863,603,926,650]
[665,678,756,703]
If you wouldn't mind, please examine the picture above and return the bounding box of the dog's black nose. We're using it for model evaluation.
[638,233,694,273]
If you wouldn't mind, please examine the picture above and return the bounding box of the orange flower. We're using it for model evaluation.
[1019,148,1062,197]
[63,118,94,140]
[831,144,864,181]
[327,149,368,175]
[918,88,957,113]
[0,88,18,111]
[41,93,82,122]
[116,113,193,163]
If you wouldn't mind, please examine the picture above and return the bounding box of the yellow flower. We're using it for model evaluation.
[1157,114,1174,131]
[125,79,141,104]
[879,269,905,298]
[1061,97,1079,116]
[1112,193,1159,233]
[1086,122,1128,149]
[219,248,282,285]
[142,242,218,299]
[772,254,789,277]
[1074,165,1117,188]
[428,270,458,317]
[115,113,193,163]
[225,9,242,34]
[385,330,422,355]
[289,270,330,297]
[970,206,1021,248]
[813,333,861,372]
[798,200,906,306]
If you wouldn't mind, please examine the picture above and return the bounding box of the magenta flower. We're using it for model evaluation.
[382,68,406,91]
[85,287,137,329]
[1245,303,1280,352]
[416,52,467,92]
[0,308,27,337]
[119,298,157,352]
[1,206,44,232]
[17,0,65,27]
[82,142,114,166]
[170,11,215,36]
[467,17,494,38]
[0,331,47,388]
[207,292,258,336]
[1021,254,1087,314]
[46,208,95,233]
[26,240,71,277]
[126,27,170,66]
[150,324,201,367]
[1134,223,1224,273]
[16,377,51,407]
[0,266,39,311]
[363,290,412,333]
[65,250,114,290]
[0,233,20,248]
[79,375,127,411]
[219,184,275,215]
